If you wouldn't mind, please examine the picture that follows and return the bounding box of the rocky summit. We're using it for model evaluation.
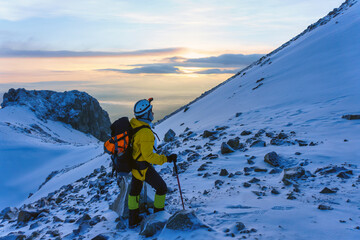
[1,88,111,141]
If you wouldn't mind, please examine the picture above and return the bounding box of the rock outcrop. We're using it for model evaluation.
[1,88,111,141]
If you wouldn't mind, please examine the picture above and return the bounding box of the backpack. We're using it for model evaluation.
[104,117,150,176]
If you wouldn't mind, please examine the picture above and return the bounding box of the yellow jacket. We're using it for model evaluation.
[130,118,167,181]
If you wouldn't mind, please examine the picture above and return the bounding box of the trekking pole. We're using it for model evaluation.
[144,183,148,213]
[173,161,185,210]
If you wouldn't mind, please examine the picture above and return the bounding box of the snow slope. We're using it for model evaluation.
[1,0,360,239]
[0,106,106,210]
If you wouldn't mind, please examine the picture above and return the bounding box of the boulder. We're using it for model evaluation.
[227,138,240,150]
[219,169,229,176]
[140,211,170,237]
[17,210,41,223]
[91,234,109,240]
[320,187,337,194]
[250,140,266,147]
[164,129,176,142]
[221,142,235,154]
[264,152,281,167]
[165,210,212,231]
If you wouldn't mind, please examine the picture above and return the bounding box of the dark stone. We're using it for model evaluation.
[264,151,281,167]
[235,112,242,117]
[221,142,235,154]
[266,132,275,138]
[198,164,208,171]
[337,172,350,179]
[53,216,64,223]
[315,165,348,175]
[271,188,280,195]
[165,210,212,231]
[187,153,201,162]
[164,129,176,142]
[296,140,308,146]
[276,132,288,139]
[227,138,240,150]
[17,210,40,223]
[250,140,266,147]
[1,207,18,220]
[254,129,265,137]
[243,182,251,188]
[249,177,260,183]
[215,180,224,188]
[295,152,301,155]
[254,167,268,173]
[228,173,235,178]
[235,222,245,231]
[91,234,109,240]
[140,212,170,237]
[76,213,91,224]
[320,187,337,194]
[287,192,296,200]
[202,130,217,138]
[240,130,252,136]
[252,191,264,197]
[202,153,219,160]
[219,169,229,176]
[318,205,333,210]
[342,115,360,120]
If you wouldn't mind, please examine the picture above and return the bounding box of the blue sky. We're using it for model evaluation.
[0,0,346,121]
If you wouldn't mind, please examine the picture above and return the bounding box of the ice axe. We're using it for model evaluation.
[173,161,185,210]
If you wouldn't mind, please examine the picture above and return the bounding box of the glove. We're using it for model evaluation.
[167,154,177,163]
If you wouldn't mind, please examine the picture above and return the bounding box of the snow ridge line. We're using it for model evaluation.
[156,0,358,126]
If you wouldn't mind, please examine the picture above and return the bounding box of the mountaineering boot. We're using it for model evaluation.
[129,209,143,228]
[154,207,164,213]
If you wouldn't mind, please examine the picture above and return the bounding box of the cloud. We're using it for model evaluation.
[194,68,240,74]
[99,65,182,74]
[0,47,185,58]
[184,53,263,67]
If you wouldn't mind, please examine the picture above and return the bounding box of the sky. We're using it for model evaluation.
[0,0,345,121]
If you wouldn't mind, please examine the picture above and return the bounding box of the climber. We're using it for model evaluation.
[128,98,177,228]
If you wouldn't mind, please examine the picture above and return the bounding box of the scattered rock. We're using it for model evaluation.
[228,173,235,178]
[271,188,280,195]
[235,222,246,231]
[215,180,224,189]
[240,130,252,136]
[219,169,229,176]
[282,167,305,185]
[202,130,217,138]
[53,216,64,223]
[221,142,235,154]
[250,140,266,147]
[269,168,282,174]
[318,205,333,210]
[295,152,301,155]
[252,191,264,197]
[320,187,337,194]
[254,167,268,173]
[202,153,219,160]
[165,210,212,231]
[337,172,350,179]
[342,114,360,120]
[227,138,240,150]
[287,192,296,200]
[91,234,109,240]
[198,164,208,171]
[187,153,201,162]
[164,129,176,142]
[76,213,91,224]
[235,112,242,117]
[264,151,281,167]
[1,207,18,220]
[140,211,170,237]
[17,210,40,223]
[243,182,251,188]
[249,177,260,183]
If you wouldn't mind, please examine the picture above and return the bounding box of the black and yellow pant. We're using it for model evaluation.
[128,165,167,213]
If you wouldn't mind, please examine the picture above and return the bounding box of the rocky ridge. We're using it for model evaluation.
[1,88,111,141]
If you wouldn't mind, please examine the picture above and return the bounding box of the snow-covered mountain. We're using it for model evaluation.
[1,0,360,239]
